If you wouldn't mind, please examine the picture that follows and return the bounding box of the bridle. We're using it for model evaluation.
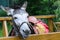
[9,14,35,39]
[12,17,34,39]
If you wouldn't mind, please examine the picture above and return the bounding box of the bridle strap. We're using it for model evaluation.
[12,16,35,39]
[12,16,27,39]
[19,22,29,28]
[12,19,23,39]
[12,19,31,39]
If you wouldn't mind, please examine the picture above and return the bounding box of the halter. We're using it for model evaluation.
[9,13,35,39]
[12,18,34,38]
[12,18,35,35]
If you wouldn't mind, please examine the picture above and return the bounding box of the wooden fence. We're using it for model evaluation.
[0,15,60,40]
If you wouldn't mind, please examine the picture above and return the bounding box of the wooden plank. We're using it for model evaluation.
[26,32,60,40]
[0,15,55,21]
[55,22,60,25]
[0,36,20,40]
[55,22,60,27]
[0,17,12,21]
[0,32,60,40]
[48,18,54,32]
[34,15,55,18]
[2,21,8,37]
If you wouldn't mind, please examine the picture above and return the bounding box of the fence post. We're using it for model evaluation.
[48,18,54,32]
[2,20,8,37]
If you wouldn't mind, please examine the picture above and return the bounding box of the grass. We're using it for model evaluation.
[0,22,12,37]
[0,29,3,37]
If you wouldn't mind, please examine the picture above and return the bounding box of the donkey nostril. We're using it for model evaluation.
[23,30,30,35]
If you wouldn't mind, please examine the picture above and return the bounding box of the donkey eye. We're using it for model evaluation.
[14,17,17,19]
[27,16,29,18]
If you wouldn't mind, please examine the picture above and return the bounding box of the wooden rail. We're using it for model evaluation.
[0,32,60,40]
[1,15,60,40]
[55,22,60,27]
[0,15,55,20]
[55,22,60,25]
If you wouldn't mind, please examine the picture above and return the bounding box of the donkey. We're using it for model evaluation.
[0,1,35,39]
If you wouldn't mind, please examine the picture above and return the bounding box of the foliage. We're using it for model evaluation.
[54,1,60,21]
[10,0,58,15]
[0,0,9,7]
[0,0,58,16]
[27,0,55,15]
[0,9,7,17]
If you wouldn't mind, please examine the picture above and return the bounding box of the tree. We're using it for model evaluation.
[9,0,57,15]
[0,0,58,16]
[54,0,60,21]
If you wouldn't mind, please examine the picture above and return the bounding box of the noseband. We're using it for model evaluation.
[11,15,35,39]
[12,20,29,38]
[19,22,30,28]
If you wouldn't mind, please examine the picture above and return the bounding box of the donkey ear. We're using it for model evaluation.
[21,1,28,10]
[0,5,10,12]
[0,5,7,12]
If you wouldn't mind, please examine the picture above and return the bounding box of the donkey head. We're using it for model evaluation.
[0,1,31,39]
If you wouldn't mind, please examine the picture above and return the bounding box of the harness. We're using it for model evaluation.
[9,17,35,39]
[8,13,35,39]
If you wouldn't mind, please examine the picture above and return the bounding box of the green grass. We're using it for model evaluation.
[0,30,3,37]
[0,22,12,37]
